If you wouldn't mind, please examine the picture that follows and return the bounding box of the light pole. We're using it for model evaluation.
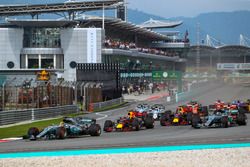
[102,3,105,29]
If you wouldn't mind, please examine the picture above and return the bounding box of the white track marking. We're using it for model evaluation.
[95,112,109,120]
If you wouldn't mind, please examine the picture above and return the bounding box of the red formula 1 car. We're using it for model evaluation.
[160,108,191,126]
[160,101,208,126]
[103,111,154,132]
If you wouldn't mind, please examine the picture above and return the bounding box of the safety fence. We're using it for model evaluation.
[0,105,78,126]
[0,80,74,111]
[88,97,124,112]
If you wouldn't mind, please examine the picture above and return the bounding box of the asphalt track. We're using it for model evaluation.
[1,83,250,153]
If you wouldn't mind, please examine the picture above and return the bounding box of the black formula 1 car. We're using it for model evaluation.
[192,108,247,129]
[26,117,101,140]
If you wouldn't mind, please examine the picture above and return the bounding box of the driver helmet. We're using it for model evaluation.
[60,122,64,127]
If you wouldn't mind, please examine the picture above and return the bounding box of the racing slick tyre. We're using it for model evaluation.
[221,116,228,128]
[103,120,113,132]
[165,110,172,115]
[187,112,193,125]
[238,108,246,114]
[192,114,200,129]
[237,113,247,126]
[144,117,154,129]
[160,113,171,126]
[89,124,102,136]
[27,127,40,140]
[132,119,140,131]
[201,106,208,117]
[56,127,67,139]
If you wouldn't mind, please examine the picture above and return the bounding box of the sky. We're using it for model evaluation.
[127,0,250,18]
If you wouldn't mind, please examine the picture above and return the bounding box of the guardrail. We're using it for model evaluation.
[0,105,78,126]
[90,97,124,111]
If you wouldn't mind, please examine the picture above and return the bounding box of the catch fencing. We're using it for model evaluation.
[0,105,78,126]
[0,80,75,111]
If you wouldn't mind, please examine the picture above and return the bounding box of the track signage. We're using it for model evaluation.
[152,71,182,81]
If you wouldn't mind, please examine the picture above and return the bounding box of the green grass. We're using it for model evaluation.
[0,113,83,139]
[0,102,129,139]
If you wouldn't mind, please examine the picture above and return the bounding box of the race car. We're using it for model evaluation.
[26,117,101,140]
[192,108,247,129]
[160,109,192,126]
[160,101,210,126]
[135,104,150,113]
[147,104,166,120]
[103,111,154,132]
[133,104,150,118]
[232,100,250,113]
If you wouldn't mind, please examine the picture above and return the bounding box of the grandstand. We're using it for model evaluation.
[0,0,189,94]
[187,44,250,73]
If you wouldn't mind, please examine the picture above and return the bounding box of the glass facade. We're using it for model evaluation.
[102,54,174,71]
[28,55,39,68]
[23,28,61,48]
[20,54,64,69]
[41,55,54,68]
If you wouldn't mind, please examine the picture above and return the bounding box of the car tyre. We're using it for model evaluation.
[27,127,40,140]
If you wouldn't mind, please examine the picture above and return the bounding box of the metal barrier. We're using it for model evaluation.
[0,105,78,126]
[91,97,124,111]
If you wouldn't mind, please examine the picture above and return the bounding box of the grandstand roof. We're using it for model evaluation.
[191,44,250,51]
[79,16,169,41]
[138,18,183,29]
[5,19,77,28]
[0,0,121,16]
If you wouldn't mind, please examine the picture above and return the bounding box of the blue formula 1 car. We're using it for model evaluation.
[27,117,101,140]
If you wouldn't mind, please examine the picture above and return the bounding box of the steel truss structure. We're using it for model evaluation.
[0,0,121,17]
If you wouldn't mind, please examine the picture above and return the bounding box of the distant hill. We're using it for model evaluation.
[0,1,250,44]
[170,11,250,45]
[126,10,250,45]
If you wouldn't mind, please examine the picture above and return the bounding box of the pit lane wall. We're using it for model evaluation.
[0,105,78,126]
[175,81,222,103]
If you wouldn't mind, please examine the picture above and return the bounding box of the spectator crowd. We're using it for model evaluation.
[104,38,179,57]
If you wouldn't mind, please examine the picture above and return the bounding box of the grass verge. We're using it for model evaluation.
[0,102,129,139]
[0,113,83,139]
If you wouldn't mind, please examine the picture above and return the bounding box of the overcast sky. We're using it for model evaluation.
[127,0,250,18]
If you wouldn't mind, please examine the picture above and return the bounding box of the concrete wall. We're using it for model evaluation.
[60,28,102,81]
[0,28,23,69]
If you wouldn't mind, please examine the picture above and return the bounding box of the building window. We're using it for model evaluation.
[28,58,39,69]
[23,28,61,48]
[21,54,64,69]
[41,55,54,69]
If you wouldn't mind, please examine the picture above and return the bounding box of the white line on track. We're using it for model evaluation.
[95,109,118,120]
[95,112,109,120]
